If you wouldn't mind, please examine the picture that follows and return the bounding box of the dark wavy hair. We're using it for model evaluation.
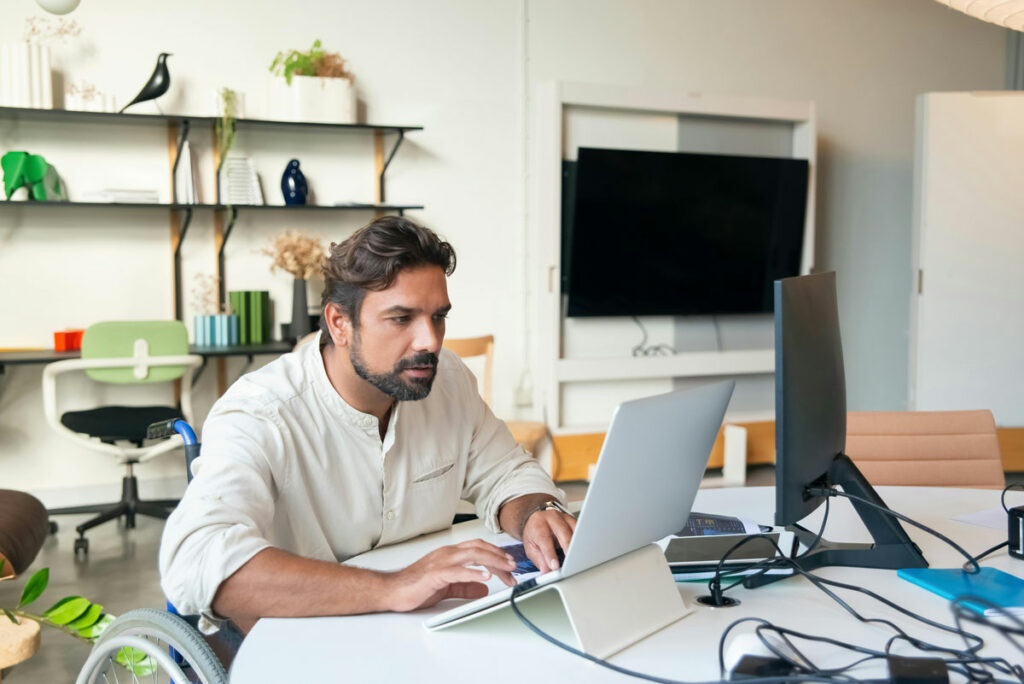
[319,216,456,343]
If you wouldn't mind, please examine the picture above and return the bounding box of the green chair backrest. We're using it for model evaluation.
[82,321,190,384]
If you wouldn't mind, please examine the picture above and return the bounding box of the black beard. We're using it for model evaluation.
[349,336,438,401]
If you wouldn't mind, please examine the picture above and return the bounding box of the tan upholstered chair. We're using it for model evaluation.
[443,335,552,459]
[293,331,320,351]
[845,410,1005,489]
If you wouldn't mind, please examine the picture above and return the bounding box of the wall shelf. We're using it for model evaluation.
[0,105,422,134]
[1,105,424,327]
[0,201,424,212]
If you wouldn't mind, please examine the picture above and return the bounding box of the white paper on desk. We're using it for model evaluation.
[952,507,1007,531]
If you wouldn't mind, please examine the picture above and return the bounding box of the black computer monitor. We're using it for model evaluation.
[774,272,927,571]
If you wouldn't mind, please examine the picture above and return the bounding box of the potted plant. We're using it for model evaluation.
[267,39,356,124]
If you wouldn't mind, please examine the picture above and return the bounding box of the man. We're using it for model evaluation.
[160,216,575,636]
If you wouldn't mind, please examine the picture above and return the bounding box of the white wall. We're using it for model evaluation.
[0,0,528,502]
[525,0,1005,414]
[0,0,1007,501]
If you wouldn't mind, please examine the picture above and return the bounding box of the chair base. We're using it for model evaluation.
[48,473,178,555]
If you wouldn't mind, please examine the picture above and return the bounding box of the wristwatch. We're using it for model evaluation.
[522,499,574,534]
[538,500,574,517]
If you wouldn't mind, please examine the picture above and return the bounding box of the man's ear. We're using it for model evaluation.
[323,302,352,347]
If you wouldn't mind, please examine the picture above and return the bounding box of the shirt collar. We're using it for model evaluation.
[306,331,395,436]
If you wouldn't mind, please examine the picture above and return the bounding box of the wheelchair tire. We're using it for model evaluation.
[76,608,227,684]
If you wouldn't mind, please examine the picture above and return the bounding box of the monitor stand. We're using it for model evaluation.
[748,454,927,588]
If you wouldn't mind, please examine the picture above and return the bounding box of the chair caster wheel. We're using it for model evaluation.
[49,521,58,534]
[74,537,89,556]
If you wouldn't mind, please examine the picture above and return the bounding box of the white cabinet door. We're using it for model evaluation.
[910,92,1024,425]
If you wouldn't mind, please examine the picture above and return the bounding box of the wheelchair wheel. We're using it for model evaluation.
[76,608,227,684]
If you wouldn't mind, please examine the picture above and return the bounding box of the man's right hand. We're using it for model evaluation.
[385,539,517,612]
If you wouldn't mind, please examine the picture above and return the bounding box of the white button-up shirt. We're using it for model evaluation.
[159,333,562,630]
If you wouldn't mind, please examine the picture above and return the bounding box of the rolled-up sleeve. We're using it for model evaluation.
[456,366,563,533]
[158,408,283,633]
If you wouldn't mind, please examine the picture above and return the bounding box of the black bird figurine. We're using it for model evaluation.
[120,53,172,113]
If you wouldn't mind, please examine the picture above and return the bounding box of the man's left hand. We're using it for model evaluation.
[522,508,576,574]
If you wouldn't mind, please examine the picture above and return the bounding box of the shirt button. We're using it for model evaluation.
[361,417,373,427]
[385,510,395,521]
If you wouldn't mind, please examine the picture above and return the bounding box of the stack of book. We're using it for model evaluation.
[228,290,271,344]
[193,314,239,347]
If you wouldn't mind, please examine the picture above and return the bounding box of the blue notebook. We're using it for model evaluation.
[898,567,1024,617]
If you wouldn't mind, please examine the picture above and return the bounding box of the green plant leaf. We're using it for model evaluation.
[3,608,19,625]
[17,568,48,608]
[42,595,81,617]
[68,603,103,630]
[77,613,114,639]
[116,646,157,676]
[45,597,90,625]
[0,557,5,575]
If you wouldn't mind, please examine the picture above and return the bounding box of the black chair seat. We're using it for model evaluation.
[61,405,183,444]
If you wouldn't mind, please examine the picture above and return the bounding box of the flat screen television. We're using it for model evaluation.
[563,147,809,317]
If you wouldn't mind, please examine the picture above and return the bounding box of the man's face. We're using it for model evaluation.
[348,265,451,401]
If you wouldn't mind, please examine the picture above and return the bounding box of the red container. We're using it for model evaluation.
[54,329,85,352]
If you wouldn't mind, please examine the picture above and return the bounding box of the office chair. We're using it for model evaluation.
[845,409,1005,489]
[42,320,203,556]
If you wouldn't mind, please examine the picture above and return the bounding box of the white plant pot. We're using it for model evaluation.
[266,75,356,124]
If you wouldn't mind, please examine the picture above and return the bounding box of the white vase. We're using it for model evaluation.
[266,75,356,124]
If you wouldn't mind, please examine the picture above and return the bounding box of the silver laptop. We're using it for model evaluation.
[426,379,735,629]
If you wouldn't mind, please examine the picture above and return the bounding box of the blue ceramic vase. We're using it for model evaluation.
[281,159,308,205]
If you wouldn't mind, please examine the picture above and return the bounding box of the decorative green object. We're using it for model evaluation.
[215,87,238,171]
[1,565,153,677]
[1,151,68,201]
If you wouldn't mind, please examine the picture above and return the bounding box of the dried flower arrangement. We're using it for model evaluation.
[261,229,325,280]
[23,16,81,43]
[190,273,221,315]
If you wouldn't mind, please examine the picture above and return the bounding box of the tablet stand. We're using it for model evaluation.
[505,543,693,659]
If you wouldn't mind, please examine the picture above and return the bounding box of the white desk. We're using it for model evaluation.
[231,487,1022,682]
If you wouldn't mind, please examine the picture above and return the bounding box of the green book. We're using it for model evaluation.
[259,290,270,342]
[247,291,259,344]
[229,291,248,344]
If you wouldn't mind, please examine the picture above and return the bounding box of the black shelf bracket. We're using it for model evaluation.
[378,130,405,204]
[217,206,239,307]
[172,206,194,321]
[170,119,191,205]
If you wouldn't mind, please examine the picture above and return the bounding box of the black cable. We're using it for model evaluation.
[949,598,1024,683]
[807,487,982,573]
[1001,484,1024,513]
[713,497,831,595]
[630,316,676,357]
[631,315,649,357]
[798,494,830,558]
[510,487,1024,682]
[507,585,841,684]
[712,535,1002,669]
[966,541,1010,567]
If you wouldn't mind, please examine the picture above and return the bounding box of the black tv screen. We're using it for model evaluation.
[563,147,809,317]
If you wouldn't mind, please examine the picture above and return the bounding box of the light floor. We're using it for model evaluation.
[4,465,1015,681]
